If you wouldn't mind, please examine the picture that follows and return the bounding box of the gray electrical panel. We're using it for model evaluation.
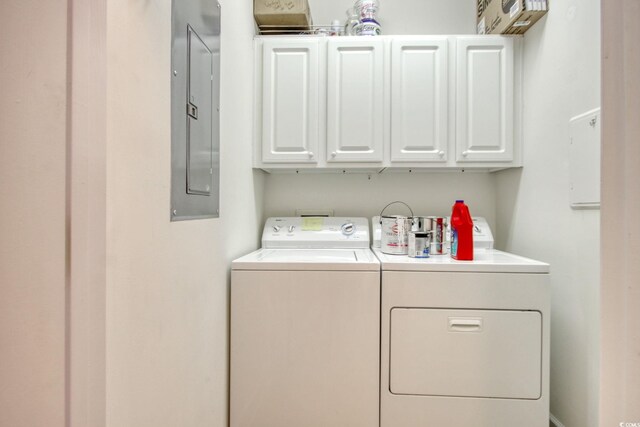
[171,0,220,221]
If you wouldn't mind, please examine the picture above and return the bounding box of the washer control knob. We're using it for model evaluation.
[341,222,355,236]
[273,225,281,232]
[288,225,295,233]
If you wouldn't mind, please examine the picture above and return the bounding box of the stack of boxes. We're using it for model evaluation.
[477,0,549,35]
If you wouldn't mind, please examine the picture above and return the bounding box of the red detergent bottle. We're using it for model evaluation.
[450,200,474,261]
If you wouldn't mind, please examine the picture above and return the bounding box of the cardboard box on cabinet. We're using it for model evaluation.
[254,0,313,33]
[477,0,548,35]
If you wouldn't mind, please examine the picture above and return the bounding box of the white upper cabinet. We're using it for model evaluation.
[455,37,514,163]
[390,37,449,163]
[327,39,384,163]
[254,36,520,171]
[261,39,319,163]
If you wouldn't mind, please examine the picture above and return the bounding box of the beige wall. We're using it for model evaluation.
[0,1,68,426]
[601,0,640,424]
[105,0,263,426]
[68,0,107,426]
[495,1,601,426]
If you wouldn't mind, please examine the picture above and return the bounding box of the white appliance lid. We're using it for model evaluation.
[232,248,380,271]
[262,217,370,249]
[373,248,549,273]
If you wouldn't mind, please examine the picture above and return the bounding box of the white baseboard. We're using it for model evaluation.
[550,413,566,427]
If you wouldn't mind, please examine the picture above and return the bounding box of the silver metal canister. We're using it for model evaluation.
[408,231,432,258]
[427,216,448,255]
[379,201,414,255]
[411,216,430,232]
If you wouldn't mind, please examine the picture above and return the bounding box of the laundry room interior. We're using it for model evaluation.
[256,2,599,426]
[3,0,638,427]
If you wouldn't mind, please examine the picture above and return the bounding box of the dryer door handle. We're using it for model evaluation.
[448,317,483,333]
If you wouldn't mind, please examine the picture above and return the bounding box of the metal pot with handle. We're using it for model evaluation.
[379,201,414,255]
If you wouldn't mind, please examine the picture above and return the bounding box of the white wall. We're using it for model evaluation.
[0,1,68,426]
[264,172,497,230]
[308,0,476,34]
[105,0,263,426]
[495,1,601,426]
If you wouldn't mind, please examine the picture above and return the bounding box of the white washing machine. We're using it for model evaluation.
[230,217,380,427]
[373,218,550,427]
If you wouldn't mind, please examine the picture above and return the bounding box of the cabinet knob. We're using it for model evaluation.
[308,152,314,158]
[438,151,445,157]
[331,152,337,158]
[462,151,469,157]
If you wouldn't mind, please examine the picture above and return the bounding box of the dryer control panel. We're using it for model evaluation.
[262,217,370,249]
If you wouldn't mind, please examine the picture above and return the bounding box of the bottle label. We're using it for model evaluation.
[451,227,458,257]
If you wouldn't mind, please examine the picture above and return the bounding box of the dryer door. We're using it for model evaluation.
[389,308,542,399]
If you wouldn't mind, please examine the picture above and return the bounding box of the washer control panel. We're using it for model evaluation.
[341,222,355,236]
[262,217,370,249]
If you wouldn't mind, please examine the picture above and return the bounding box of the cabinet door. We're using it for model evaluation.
[327,39,384,163]
[391,38,448,162]
[456,37,514,162]
[262,39,319,163]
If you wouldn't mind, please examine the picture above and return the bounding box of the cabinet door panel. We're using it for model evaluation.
[262,40,319,163]
[327,39,384,163]
[456,37,514,162]
[391,38,448,162]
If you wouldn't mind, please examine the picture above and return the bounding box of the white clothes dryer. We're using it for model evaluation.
[373,217,551,427]
[230,217,380,427]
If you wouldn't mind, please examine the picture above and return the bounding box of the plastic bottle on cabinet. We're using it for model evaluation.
[450,200,474,260]
[344,8,359,35]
